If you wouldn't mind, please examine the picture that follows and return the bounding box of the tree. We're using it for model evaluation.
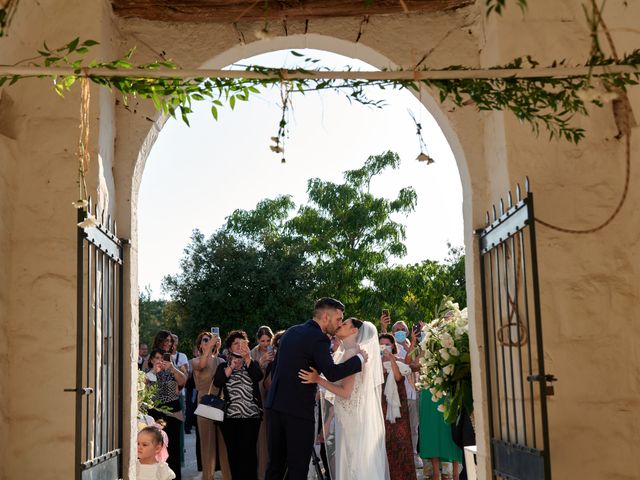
[287,150,417,310]
[162,226,317,342]
[363,245,466,326]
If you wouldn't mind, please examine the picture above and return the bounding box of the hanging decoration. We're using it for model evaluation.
[409,110,435,165]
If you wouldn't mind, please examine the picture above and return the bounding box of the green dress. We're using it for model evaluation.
[418,389,463,462]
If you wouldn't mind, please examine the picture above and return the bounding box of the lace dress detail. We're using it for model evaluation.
[333,347,363,480]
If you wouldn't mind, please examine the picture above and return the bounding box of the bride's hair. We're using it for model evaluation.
[348,317,363,329]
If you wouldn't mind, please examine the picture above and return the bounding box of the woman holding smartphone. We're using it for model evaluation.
[146,343,187,480]
[214,330,264,480]
[192,330,231,480]
[250,325,274,479]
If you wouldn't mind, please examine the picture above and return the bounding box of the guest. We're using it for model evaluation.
[136,424,176,480]
[214,330,263,480]
[146,348,186,480]
[389,316,421,468]
[263,330,285,391]
[171,334,190,376]
[192,331,231,480]
[184,346,200,434]
[138,342,149,370]
[250,325,275,480]
[152,330,174,354]
[379,333,417,480]
[419,310,463,480]
[419,388,463,480]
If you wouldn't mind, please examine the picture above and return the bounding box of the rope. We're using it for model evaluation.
[77,75,90,206]
[535,1,633,235]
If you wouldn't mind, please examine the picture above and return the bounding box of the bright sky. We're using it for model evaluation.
[138,50,464,298]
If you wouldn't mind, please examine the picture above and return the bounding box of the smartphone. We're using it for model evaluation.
[412,323,421,335]
[162,352,171,362]
[211,326,220,336]
[267,345,273,352]
[382,309,389,316]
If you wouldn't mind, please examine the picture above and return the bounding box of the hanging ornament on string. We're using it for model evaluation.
[408,109,435,165]
[270,80,292,164]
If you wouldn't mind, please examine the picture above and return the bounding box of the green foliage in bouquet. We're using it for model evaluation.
[416,297,472,424]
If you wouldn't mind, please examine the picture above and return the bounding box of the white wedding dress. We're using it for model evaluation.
[321,322,389,480]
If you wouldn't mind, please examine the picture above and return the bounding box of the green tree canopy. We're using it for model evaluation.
[144,151,465,346]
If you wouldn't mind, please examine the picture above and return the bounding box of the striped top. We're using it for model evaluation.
[225,368,261,419]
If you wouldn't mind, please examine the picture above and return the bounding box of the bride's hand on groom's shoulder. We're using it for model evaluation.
[298,367,319,384]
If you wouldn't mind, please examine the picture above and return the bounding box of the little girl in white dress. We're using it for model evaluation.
[137,424,176,480]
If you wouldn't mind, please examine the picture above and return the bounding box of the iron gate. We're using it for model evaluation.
[66,200,124,480]
[476,179,556,480]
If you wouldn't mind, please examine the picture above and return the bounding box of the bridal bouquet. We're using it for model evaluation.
[416,298,473,424]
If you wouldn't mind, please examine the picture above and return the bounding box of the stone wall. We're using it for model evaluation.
[0,117,16,480]
[480,2,640,478]
[0,1,117,478]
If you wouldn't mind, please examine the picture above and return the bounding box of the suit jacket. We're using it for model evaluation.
[265,319,362,421]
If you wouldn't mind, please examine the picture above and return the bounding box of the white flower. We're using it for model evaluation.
[436,390,444,398]
[441,333,454,349]
[429,387,437,395]
[78,214,98,228]
[439,348,450,361]
[443,364,455,376]
[434,377,443,385]
[449,346,459,356]
[437,404,445,413]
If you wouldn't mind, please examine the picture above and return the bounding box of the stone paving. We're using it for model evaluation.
[181,429,430,480]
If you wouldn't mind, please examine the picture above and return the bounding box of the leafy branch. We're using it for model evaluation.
[1,36,639,147]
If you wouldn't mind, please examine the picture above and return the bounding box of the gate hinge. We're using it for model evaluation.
[527,374,557,396]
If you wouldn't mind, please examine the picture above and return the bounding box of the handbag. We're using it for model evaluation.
[194,380,225,422]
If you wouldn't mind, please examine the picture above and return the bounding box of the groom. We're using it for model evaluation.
[265,297,368,480]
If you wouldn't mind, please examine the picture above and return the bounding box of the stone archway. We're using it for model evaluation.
[116,33,492,479]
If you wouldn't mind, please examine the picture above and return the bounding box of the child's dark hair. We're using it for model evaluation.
[139,421,165,445]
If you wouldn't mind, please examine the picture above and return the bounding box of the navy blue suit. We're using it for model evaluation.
[265,319,362,480]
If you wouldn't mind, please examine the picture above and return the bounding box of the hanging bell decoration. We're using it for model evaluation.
[416,152,435,165]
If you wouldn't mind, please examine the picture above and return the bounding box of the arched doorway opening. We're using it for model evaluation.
[120,34,489,479]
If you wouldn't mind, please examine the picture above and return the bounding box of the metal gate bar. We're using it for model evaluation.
[477,179,555,480]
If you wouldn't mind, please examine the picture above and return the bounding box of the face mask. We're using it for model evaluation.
[394,331,407,343]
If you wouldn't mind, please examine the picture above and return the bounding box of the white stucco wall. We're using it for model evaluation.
[0,0,638,479]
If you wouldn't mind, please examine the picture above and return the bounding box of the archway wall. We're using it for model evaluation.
[0,1,123,479]
[481,3,640,479]
[0,1,639,479]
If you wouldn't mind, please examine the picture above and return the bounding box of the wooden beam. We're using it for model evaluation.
[110,0,473,23]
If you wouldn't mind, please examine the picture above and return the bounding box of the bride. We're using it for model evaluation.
[299,318,389,480]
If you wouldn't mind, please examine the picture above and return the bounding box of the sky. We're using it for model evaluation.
[138,50,464,298]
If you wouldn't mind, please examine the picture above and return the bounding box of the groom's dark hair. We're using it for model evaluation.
[314,297,345,315]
